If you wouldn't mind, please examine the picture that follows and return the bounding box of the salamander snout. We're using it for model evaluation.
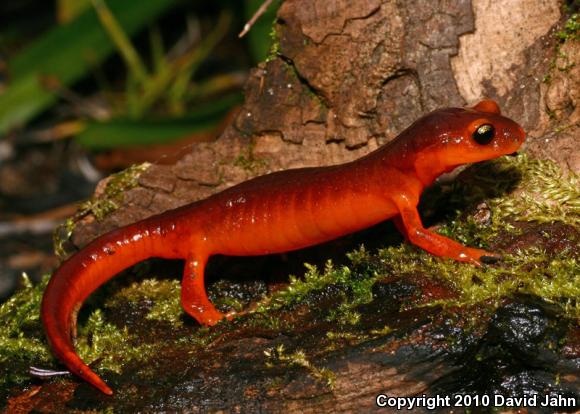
[500,121,526,154]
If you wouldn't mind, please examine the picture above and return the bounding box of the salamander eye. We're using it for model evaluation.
[472,124,495,145]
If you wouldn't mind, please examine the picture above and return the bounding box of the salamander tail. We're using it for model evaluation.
[41,218,183,395]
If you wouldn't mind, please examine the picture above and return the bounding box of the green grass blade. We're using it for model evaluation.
[244,0,279,63]
[91,0,149,83]
[0,0,179,137]
[167,12,232,115]
[149,26,167,75]
[77,92,242,149]
[57,0,92,22]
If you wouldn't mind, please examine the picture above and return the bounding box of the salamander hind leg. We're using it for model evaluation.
[181,256,226,326]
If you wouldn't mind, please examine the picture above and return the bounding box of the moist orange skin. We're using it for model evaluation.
[41,100,526,395]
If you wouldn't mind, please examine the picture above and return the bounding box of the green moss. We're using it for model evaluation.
[54,162,150,258]
[369,325,394,336]
[232,138,269,175]
[280,60,325,108]
[325,331,366,341]
[489,155,579,226]
[0,274,169,392]
[75,309,155,375]
[253,258,379,327]
[542,13,578,85]
[265,23,280,62]
[542,73,552,84]
[107,278,183,327]
[264,344,335,389]
[255,262,355,312]
[377,246,578,318]
[556,13,579,42]
[0,274,51,387]
[323,331,371,353]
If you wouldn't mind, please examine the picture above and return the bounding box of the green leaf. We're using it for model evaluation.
[77,92,242,149]
[244,0,280,63]
[0,0,179,137]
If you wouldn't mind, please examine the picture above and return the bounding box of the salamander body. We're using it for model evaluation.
[41,100,525,394]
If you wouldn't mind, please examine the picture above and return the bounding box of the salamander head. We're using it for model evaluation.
[408,99,526,184]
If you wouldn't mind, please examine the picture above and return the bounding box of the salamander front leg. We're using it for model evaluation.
[392,215,408,241]
[181,256,225,326]
[393,207,500,266]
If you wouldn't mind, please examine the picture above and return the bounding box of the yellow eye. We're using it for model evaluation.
[472,124,495,145]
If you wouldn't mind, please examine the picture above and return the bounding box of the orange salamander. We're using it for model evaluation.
[41,99,525,395]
